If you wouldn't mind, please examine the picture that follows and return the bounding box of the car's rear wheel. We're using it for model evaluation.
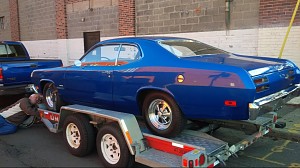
[142,92,186,137]
[43,83,63,112]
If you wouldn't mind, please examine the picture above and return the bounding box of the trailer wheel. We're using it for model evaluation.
[63,114,95,157]
[97,123,134,167]
[142,92,186,137]
[43,83,63,112]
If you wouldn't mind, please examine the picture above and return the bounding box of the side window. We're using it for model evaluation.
[117,45,141,65]
[81,45,119,66]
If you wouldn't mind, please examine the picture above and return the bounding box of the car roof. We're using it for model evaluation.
[99,36,192,44]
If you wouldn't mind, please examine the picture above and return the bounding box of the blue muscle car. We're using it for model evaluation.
[31,37,300,137]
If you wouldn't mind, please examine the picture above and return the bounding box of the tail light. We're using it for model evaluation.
[183,159,188,167]
[256,85,269,92]
[0,68,3,80]
[189,160,194,168]
[254,77,268,85]
[199,154,206,166]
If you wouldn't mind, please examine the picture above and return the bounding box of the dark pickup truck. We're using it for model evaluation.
[0,41,62,95]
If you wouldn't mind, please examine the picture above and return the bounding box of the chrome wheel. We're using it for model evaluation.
[66,123,81,149]
[101,134,121,164]
[45,87,56,108]
[148,99,172,130]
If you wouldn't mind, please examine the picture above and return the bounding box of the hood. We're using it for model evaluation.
[181,54,294,76]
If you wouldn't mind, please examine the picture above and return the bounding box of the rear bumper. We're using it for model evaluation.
[249,84,300,120]
[0,84,33,96]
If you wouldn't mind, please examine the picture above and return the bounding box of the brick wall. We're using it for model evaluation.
[259,0,300,27]
[119,0,135,36]
[66,0,119,38]
[0,0,11,40]
[55,0,68,39]
[9,0,20,41]
[18,0,56,41]
[136,0,259,35]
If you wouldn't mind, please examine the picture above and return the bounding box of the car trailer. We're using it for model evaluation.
[36,104,279,168]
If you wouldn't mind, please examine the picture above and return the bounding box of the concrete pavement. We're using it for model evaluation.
[267,104,300,142]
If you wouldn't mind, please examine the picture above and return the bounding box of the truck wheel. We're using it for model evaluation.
[43,83,63,112]
[142,92,186,137]
[97,123,134,167]
[63,114,95,157]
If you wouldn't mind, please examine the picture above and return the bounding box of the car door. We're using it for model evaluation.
[63,44,120,109]
[112,44,144,115]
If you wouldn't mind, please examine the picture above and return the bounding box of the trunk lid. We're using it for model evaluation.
[182,54,297,99]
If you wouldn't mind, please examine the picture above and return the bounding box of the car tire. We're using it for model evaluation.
[43,83,63,112]
[97,123,134,167]
[142,92,186,138]
[63,114,95,157]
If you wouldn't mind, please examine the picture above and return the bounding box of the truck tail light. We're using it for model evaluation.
[0,68,3,80]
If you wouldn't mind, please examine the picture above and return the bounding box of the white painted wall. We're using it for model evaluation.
[258,26,300,66]
[22,36,121,65]
[21,26,300,67]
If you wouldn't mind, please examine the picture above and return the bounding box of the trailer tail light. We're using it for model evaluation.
[0,68,3,80]
[273,114,278,123]
[199,154,206,166]
[207,163,214,168]
[189,160,194,168]
[224,100,237,107]
[183,159,188,167]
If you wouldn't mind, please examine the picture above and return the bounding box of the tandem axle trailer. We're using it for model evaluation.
[36,104,279,168]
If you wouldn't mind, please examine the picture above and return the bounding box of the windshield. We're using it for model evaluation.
[158,40,228,58]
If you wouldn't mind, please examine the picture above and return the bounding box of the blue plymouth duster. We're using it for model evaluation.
[31,37,300,137]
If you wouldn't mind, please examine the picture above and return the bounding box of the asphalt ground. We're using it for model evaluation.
[0,94,300,167]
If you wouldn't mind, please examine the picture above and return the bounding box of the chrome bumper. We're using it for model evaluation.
[249,84,300,120]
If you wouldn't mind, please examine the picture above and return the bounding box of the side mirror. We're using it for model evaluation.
[74,60,82,67]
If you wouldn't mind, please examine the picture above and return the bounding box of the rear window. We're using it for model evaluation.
[158,40,228,58]
[0,44,27,58]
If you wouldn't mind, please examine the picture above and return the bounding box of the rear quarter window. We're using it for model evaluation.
[0,44,27,58]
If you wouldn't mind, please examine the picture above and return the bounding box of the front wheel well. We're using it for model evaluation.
[137,89,176,114]
[40,81,52,93]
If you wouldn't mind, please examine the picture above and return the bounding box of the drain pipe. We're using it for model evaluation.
[225,0,232,29]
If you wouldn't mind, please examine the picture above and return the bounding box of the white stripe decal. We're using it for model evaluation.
[172,142,184,148]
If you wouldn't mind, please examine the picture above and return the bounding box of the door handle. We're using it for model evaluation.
[30,64,38,68]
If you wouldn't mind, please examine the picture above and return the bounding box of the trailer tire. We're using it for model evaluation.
[142,92,186,137]
[97,123,134,167]
[43,83,63,112]
[63,114,95,157]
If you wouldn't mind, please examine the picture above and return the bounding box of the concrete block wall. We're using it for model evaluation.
[66,0,119,38]
[136,0,259,35]
[0,0,11,40]
[18,0,57,41]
